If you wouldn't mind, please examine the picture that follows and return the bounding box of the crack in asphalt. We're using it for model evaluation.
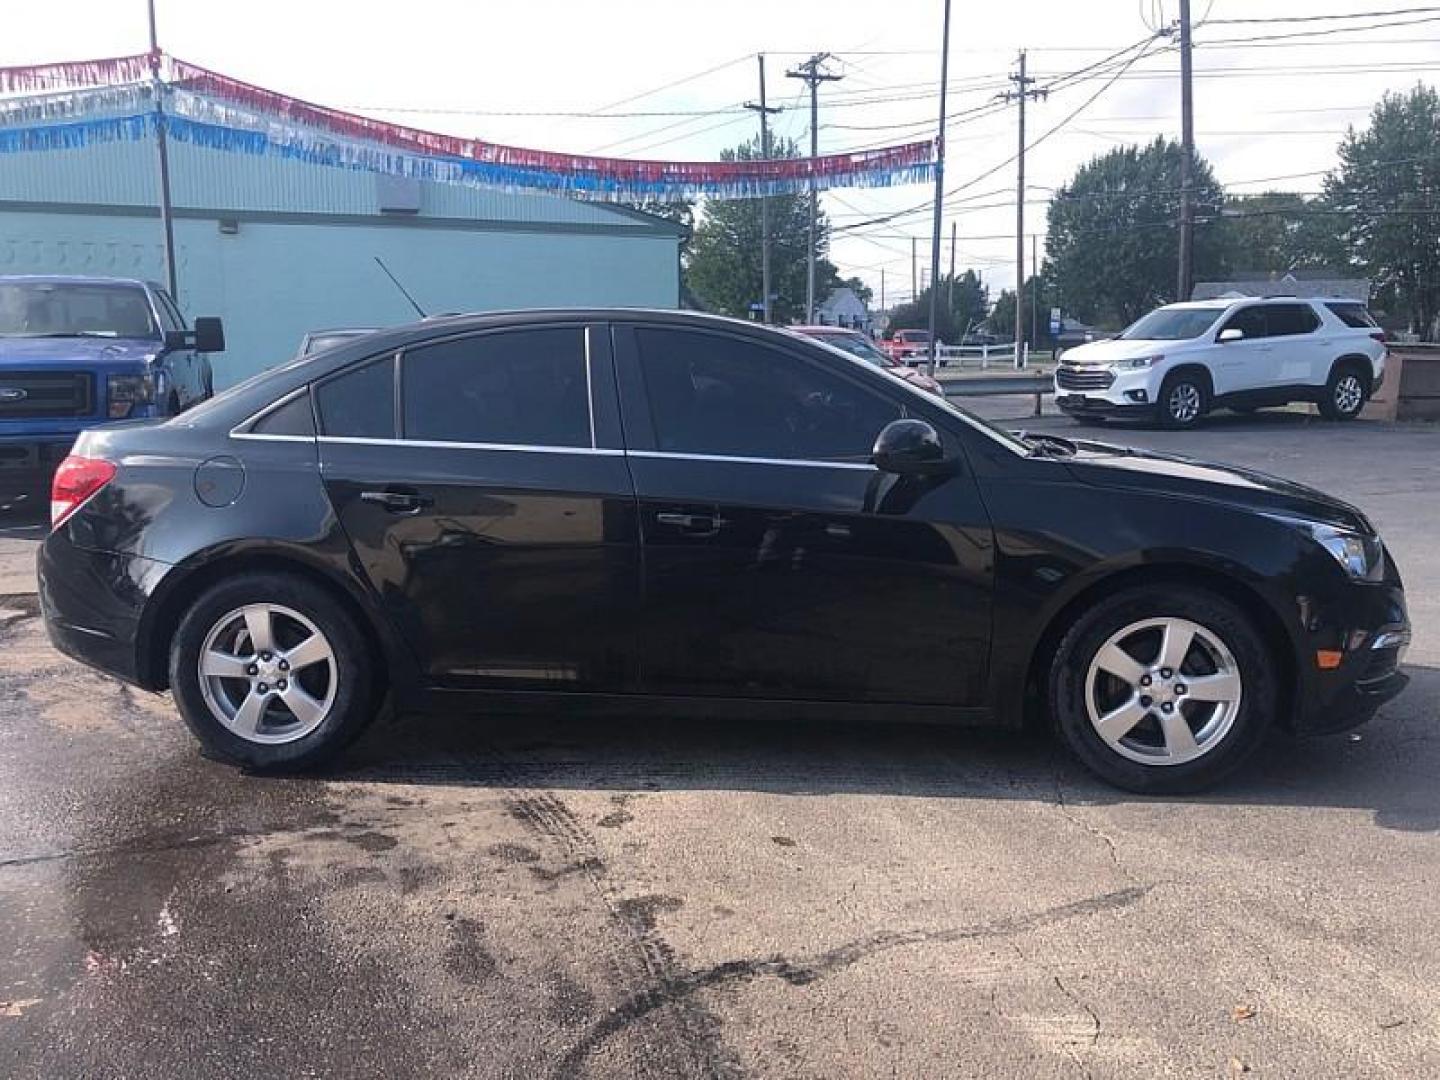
[1052,769,1131,881]
[553,883,1154,1078]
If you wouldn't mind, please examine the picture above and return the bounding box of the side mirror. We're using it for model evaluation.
[871,419,950,475]
[1218,327,1244,344]
[192,317,226,353]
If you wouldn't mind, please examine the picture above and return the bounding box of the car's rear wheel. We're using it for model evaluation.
[1158,371,1209,429]
[1319,364,1368,421]
[169,572,377,770]
[1049,585,1276,793]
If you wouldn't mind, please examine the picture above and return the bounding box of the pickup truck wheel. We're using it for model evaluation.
[1158,371,1209,429]
[1319,365,1367,421]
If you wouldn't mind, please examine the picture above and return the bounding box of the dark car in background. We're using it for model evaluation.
[0,275,224,476]
[40,311,1409,792]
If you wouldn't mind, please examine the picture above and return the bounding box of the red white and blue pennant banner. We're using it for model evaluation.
[0,53,935,200]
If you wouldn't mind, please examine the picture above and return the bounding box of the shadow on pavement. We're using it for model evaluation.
[327,665,1440,834]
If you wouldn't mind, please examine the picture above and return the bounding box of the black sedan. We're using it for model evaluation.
[39,310,1410,792]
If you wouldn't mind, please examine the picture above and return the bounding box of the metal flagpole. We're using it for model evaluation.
[146,0,178,300]
[925,0,953,378]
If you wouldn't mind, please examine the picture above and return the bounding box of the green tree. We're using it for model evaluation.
[1217,192,1337,274]
[620,197,696,261]
[988,274,1053,346]
[1045,138,1226,325]
[686,137,841,322]
[886,269,988,342]
[1323,85,1440,340]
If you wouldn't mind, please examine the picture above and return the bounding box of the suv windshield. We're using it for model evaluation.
[0,282,157,339]
[1118,307,1222,341]
[897,331,930,343]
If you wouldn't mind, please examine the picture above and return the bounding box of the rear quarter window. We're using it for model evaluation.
[1325,302,1378,329]
[250,390,315,437]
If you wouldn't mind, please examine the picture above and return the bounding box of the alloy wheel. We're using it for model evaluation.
[1335,374,1363,415]
[1167,383,1202,424]
[197,603,338,744]
[1083,616,1242,766]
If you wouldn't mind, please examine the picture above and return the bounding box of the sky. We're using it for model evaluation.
[4,1,1437,306]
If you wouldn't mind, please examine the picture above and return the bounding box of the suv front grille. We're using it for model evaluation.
[1056,366,1115,391]
[0,372,94,419]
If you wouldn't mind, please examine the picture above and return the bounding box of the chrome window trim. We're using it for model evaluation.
[627,450,877,471]
[317,435,623,456]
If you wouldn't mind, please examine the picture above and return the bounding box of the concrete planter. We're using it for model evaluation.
[1363,344,1440,421]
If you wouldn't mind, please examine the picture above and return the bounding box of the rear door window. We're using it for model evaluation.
[401,328,590,447]
[316,356,396,439]
[634,327,900,462]
[1264,303,1320,336]
[1325,302,1378,329]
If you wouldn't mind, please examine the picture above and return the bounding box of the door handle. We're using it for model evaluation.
[361,490,434,514]
[655,511,728,532]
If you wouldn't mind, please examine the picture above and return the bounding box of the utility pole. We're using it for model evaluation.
[948,220,957,312]
[1030,233,1040,350]
[787,53,843,322]
[925,0,954,377]
[911,236,918,302]
[146,0,178,300]
[880,267,886,314]
[745,55,783,324]
[1176,0,1195,302]
[1002,50,1045,369]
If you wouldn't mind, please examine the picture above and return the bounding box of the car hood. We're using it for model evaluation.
[0,336,161,369]
[1060,338,1189,364]
[1061,440,1372,532]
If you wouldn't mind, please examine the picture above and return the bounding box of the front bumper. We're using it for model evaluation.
[1055,393,1157,419]
[1292,577,1411,735]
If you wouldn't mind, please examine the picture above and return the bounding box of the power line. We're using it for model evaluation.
[1205,5,1440,25]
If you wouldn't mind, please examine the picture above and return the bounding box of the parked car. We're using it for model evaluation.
[1054,297,1386,428]
[792,326,945,396]
[0,275,223,472]
[40,310,1409,793]
[885,328,933,364]
[297,328,379,358]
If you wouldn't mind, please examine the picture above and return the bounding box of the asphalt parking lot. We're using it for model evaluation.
[1,408,1437,1079]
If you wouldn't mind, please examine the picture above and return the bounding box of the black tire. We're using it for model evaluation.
[1048,585,1277,793]
[1157,370,1210,429]
[1318,363,1368,421]
[168,571,378,771]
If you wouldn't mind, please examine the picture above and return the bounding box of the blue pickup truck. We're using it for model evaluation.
[0,275,225,476]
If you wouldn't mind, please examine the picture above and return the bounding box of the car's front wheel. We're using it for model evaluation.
[1049,585,1276,792]
[1158,371,1209,429]
[168,572,378,770]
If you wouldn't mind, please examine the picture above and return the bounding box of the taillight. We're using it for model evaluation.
[51,455,117,527]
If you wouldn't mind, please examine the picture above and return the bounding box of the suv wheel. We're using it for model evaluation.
[169,572,378,770]
[1049,586,1276,793]
[1158,371,1209,429]
[1319,364,1367,421]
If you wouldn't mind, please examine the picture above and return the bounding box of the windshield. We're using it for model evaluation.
[1118,307,1221,341]
[897,331,930,343]
[816,333,894,368]
[0,282,158,339]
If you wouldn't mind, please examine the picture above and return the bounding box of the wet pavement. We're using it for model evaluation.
[1,412,1438,1079]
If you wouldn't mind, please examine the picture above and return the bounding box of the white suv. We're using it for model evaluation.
[1054,297,1387,428]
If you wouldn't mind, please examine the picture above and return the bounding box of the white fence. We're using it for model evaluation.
[908,343,1029,370]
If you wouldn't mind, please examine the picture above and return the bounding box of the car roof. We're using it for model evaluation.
[1165,296,1368,311]
[0,274,150,288]
[792,325,862,335]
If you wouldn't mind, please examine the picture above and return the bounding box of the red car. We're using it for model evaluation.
[884,328,934,364]
[792,327,945,396]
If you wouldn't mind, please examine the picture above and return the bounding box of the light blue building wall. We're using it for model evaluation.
[0,137,681,385]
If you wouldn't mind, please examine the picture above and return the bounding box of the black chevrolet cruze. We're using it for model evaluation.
[39,310,1411,792]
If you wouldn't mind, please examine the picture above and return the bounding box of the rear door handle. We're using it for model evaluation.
[655,511,728,533]
[361,489,434,514]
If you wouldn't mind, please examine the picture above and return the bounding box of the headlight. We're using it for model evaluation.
[1298,521,1385,581]
[107,372,157,419]
[1112,354,1163,370]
